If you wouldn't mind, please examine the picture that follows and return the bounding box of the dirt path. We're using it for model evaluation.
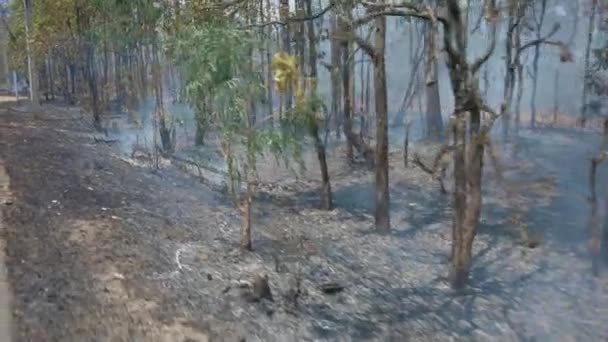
[0,159,13,342]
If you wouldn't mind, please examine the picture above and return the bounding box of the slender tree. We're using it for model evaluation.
[23,0,39,108]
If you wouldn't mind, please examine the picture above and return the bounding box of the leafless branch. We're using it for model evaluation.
[471,1,499,73]
[353,33,376,58]
[515,23,561,59]
[246,2,335,28]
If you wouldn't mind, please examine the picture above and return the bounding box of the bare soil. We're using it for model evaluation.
[1,104,607,341]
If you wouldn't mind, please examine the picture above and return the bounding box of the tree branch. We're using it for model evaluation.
[246,2,335,28]
[352,33,375,58]
[471,1,499,73]
[515,23,561,59]
[354,2,446,27]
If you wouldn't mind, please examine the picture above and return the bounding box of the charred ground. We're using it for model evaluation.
[1,104,607,341]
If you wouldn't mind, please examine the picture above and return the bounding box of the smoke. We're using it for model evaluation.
[105,96,196,157]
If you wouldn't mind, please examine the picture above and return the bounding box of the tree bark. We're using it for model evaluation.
[373,8,390,232]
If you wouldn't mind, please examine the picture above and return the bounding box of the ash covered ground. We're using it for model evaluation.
[1,104,607,341]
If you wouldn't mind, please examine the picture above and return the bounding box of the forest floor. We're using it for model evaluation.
[1,103,608,341]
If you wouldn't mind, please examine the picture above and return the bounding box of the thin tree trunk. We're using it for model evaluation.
[45,52,52,101]
[581,0,597,127]
[364,56,371,138]
[23,0,39,108]
[374,8,390,232]
[138,44,147,101]
[346,40,356,159]
[264,0,275,127]
[86,45,102,130]
[69,63,76,98]
[306,0,332,210]
[502,9,515,141]
[552,68,559,125]
[514,62,524,136]
[240,184,253,251]
[114,51,123,108]
[330,14,342,139]
[554,1,579,126]
[341,32,374,166]
[529,0,547,129]
[279,0,292,112]
[425,22,443,140]
[153,40,173,152]
[103,28,110,111]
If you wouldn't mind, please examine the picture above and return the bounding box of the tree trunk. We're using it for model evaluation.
[529,0,547,129]
[86,45,102,130]
[279,0,292,112]
[152,41,173,152]
[138,44,147,101]
[373,9,390,232]
[295,0,306,81]
[502,10,515,141]
[23,0,39,108]
[330,14,342,139]
[102,30,110,111]
[341,34,374,166]
[364,57,371,138]
[240,181,253,251]
[114,51,124,108]
[551,67,559,125]
[581,0,598,127]
[264,0,275,127]
[404,121,411,167]
[514,61,524,137]
[311,121,333,209]
[306,0,332,210]
[553,1,579,126]
[424,22,443,140]
[450,107,483,289]
[69,63,76,99]
[348,40,356,158]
